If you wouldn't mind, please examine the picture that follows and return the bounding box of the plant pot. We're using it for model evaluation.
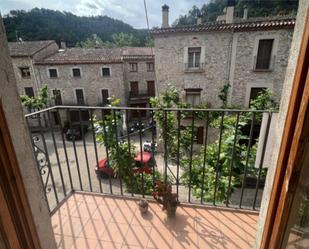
[138,199,149,214]
[166,206,177,218]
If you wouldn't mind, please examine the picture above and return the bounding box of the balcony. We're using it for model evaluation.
[184,63,205,73]
[52,192,258,249]
[25,106,273,248]
[129,91,155,101]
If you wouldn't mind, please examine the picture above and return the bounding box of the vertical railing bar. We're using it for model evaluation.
[113,109,123,195]
[176,110,181,202]
[56,109,73,191]
[239,112,256,208]
[213,111,225,206]
[151,110,156,189]
[253,112,272,210]
[163,110,168,185]
[78,109,92,192]
[201,111,209,204]
[25,117,51,212]
[90,109,103,193]
[138,110,145,198]
[226,112,240,207]
[125,109,134,197]
[69,110,83,191]
[101,110,113,194]
[37,112,59,204]
[47,111,67,196]
[188,111,195,203]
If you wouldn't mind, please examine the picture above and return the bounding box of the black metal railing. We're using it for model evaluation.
[25,106,274,213]
[129,91,154,99]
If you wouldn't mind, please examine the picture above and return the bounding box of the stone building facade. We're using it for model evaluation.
[151,5,295,108]
[9,40,58,96]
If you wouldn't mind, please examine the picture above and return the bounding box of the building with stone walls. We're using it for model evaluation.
[150,4,295,108]
[8,40,58,97]
[8,42,155,124]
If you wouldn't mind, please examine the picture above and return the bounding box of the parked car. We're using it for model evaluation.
[65,125,88,141]
[95,151,154,178]
[66,127,82,141]
[143,141,157,153]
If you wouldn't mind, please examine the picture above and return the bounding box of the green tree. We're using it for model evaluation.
[20,85,50,111]
[175,0,299,26]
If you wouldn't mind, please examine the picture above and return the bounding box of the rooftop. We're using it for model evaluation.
[150,16,296,36]
[8,40,55,57]
[34,47,154,65]
[53,192,258,249]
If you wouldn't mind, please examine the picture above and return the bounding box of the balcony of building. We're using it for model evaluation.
[25,105,274,249]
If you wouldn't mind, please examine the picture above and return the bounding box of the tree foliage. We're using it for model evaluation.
[174,0,299,26]
[20,85,50,111]
[3,8,148,46]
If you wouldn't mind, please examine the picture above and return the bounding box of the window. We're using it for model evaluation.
[249,87,267,106]
[129,63,138,72]
[75,89,85,105]
[101,89,109,106]
[24,87,34,97]
[147,81,155,96]
[188,47,201,68]
[147,62,154,72]
[185,88,201,106]
[49,69,58,78]
[196,127,204,145]
[255,39,274,70]
[72,68,81,77]
[102,67,110,77]
[20,67,30,78]
[52,89,62,105]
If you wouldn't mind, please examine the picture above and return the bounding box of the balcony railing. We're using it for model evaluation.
[129,91,155,99]
[25,106,274,214]
[184,63,205,72]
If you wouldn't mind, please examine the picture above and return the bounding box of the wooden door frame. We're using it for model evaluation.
[0,102,41,249]
[260,8,309,249]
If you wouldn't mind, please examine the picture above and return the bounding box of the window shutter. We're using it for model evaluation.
[183,47,188,64]
[200,46,206,64]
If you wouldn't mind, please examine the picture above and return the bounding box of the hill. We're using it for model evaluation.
[175,0,299,26]
[3,8,148,47]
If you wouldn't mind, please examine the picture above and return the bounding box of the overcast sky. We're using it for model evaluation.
[0,0,208,28]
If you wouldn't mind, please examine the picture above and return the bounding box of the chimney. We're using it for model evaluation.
[226,0,235,23]
[197,15,203,25]
[60,41,66,50]
[162,4,169,28]
[243,5,248,20]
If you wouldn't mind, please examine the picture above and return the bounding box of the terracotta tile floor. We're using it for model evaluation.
[52,193,259,249]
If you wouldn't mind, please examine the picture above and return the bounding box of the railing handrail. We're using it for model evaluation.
[25,105,278,118]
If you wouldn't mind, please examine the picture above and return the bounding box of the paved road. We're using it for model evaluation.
[32,129,263,211]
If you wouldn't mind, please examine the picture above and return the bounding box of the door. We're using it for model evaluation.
[130,82,139,96]
[101,89,109,106]
[147,81,155,96]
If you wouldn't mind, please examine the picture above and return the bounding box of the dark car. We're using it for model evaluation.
[65,127,82,140]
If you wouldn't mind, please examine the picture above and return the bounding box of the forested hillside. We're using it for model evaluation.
[3,8,148,47]
[175,0,299,26]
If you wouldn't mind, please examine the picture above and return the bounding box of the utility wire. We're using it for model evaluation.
[143,0,159,97]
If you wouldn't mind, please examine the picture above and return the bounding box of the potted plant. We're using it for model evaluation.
[153,180,179,218]
[138,198,149,213]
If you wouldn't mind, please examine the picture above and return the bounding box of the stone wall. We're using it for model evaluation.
[154,27,293,108]
[123,59,156,103]
[230,29,293,107]
[154,32,233,107]
[35,62,126,106]
[11,57,38,95]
